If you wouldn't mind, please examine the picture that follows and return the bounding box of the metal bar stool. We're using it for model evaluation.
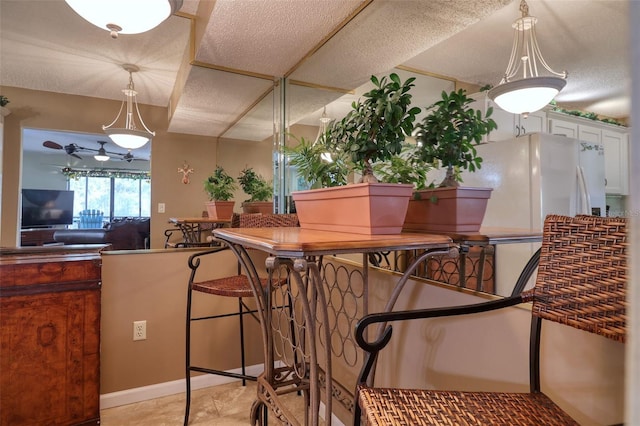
[184,213,299,425]
[353,214,627,426]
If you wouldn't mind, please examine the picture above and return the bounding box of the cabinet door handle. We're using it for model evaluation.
[515,125,520,136]
[521,126,526,134]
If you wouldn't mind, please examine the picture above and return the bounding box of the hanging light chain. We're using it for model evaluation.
[500,0,567,84]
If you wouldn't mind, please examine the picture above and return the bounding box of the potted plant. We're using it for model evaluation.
[203,166,237,220]
[0,95,10,117]
[372,143,434,190]
[237,166,274,214]
[404,89,498,232]
[291,73,422,235]
[285,134,352,189]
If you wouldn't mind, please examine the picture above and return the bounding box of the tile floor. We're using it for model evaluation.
[100,381,309,425]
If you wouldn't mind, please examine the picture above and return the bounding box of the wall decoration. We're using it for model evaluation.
[178,161,194,184]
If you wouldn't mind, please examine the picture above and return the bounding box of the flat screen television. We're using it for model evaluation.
[21,189,74,228]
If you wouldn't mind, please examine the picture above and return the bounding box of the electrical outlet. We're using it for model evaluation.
[158,203,165,213]
[133,320,146,341]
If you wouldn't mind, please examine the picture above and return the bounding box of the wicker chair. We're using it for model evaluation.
[184,213,299,425]
[353,214,627,426]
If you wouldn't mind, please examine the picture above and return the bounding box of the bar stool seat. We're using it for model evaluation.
[192,275,263,298]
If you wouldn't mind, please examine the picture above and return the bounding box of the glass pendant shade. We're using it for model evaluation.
[104,129,152,150]
[64,0,183,38]
[489,76,566,115]
[488,0,567,115]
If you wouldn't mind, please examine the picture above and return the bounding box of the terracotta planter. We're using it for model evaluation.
[292,183,413,235]
[242,201,273,214]
[403,187,492,232]
[205,200,235,220]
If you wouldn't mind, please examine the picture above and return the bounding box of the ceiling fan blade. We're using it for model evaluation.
[43,140,63,150]
[71,153,82,160]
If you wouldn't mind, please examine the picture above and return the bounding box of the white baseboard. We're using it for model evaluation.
[100,363,264,410]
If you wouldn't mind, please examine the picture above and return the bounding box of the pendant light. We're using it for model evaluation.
[313,107,333,163]
[488,0,567,116]
[103,64,155,150]
[64,0,183,39]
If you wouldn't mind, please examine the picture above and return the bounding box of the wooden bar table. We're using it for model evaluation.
[212,227,455,425]
[168,217,230,246]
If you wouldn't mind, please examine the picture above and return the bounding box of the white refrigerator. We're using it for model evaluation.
[462,132,606,295]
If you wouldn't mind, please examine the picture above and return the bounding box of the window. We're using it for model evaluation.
[69,176,150,226]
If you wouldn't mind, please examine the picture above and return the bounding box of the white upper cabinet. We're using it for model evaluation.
[548,117,578,138]
[548,111,629,195]
[601,129,629,195]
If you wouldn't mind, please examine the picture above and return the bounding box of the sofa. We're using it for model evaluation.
[53,217,150,250]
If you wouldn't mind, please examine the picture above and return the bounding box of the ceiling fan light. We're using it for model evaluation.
[94,154,110,162]
[64,0,182,36]
[104,128,151,150]
[488,76,567,115]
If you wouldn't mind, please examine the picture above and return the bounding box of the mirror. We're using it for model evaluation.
[20,128,151,247]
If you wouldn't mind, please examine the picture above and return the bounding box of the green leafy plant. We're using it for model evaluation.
[203,166,237,201]
[549,100,626,127]
[372,143,434,190]
[237,167,273,202]
[414,89,497,187]
[285,134,351,189]
[326,73,422,183]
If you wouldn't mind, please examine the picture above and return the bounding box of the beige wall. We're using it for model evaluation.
[100,249,268,393]
[0,86,273,249]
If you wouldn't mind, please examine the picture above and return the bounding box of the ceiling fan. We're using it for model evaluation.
[42,140,148,162]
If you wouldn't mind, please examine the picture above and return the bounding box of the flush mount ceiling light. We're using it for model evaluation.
[64,0,183,39]
[103,64,155,150]
[488,0,567,116]
[94,141,110,162]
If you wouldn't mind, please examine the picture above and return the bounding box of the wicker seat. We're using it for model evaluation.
[354,214,627,426]
[184,212,299,425]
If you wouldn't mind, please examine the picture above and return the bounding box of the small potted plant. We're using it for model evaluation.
[237,166,274,214]
[291,73,422,235]
[404,89,497,232]
[203,165,237,220]
[285,134,352,189]
[0,95,10,117]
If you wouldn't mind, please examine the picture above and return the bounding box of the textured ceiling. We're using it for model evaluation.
[403,0,630,118]
[1,0,630,155]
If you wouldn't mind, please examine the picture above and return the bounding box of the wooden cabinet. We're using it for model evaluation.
[0,247,102,426]
[470,92,546,141]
